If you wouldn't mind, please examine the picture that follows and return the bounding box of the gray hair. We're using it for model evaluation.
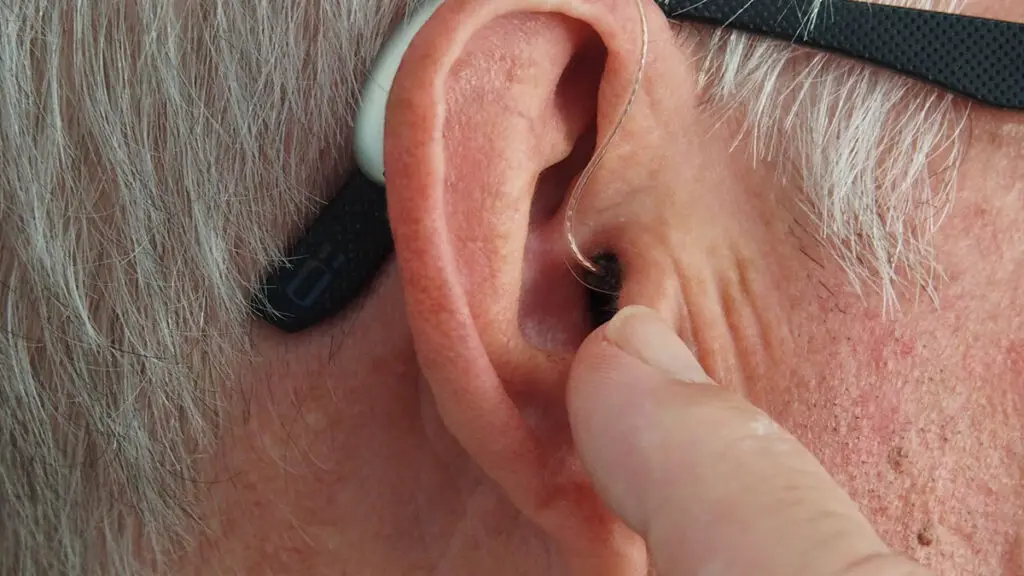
[0,0,965,573]
[693,0,967,306]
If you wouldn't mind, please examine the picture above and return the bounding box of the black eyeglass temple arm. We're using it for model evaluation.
[658,0,1024,110]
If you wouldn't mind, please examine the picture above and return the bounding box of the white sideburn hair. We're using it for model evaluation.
[0,0,966,574]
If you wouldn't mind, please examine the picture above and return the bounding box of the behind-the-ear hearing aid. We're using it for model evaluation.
[254,0,1024,334]
[251,0,445,333]
[354,0,445,186]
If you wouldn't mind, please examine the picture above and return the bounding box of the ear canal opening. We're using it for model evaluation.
[583,252,622,327]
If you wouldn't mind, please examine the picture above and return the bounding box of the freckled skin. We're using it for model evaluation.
[714,109,1024,575]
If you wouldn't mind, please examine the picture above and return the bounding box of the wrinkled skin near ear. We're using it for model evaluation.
[381,0,703,572]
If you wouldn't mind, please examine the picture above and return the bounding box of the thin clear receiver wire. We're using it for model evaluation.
[564,0,650,275]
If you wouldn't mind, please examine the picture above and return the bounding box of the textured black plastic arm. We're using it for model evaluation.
[657,0,1023,110]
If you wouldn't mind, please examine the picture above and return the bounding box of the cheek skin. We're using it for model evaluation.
[724,197,1024,575]
[606,105,1024,574]
[770,285,1023,576]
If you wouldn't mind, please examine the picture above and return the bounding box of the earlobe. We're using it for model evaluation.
[381,0,680,572]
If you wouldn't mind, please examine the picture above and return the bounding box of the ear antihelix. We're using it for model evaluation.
[354,0,445,186]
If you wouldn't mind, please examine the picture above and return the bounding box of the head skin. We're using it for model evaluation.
[1,0,1022,574]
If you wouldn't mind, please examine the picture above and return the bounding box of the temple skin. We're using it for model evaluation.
[181,0,1024,574]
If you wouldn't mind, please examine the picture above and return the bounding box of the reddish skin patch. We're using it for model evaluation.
[898,336,917,360]
[1008,341,1024,374]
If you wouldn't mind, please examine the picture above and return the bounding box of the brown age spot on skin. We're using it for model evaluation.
[917,522,937,547]
[889,445,911,474]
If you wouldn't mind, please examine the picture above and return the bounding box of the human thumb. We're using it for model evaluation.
[567,305,929,576]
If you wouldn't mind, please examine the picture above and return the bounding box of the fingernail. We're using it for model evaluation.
[605,305,709,383]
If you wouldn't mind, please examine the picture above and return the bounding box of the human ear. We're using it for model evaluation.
[382,0,698,572]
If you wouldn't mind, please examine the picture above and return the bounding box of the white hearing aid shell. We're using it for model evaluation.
[354,0,445,185]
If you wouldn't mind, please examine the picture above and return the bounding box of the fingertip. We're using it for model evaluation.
[567,325,673,533]
[604,305,708,383]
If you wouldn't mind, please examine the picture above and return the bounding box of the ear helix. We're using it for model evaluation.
[355,0,637,329]
[354,0,446,186]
